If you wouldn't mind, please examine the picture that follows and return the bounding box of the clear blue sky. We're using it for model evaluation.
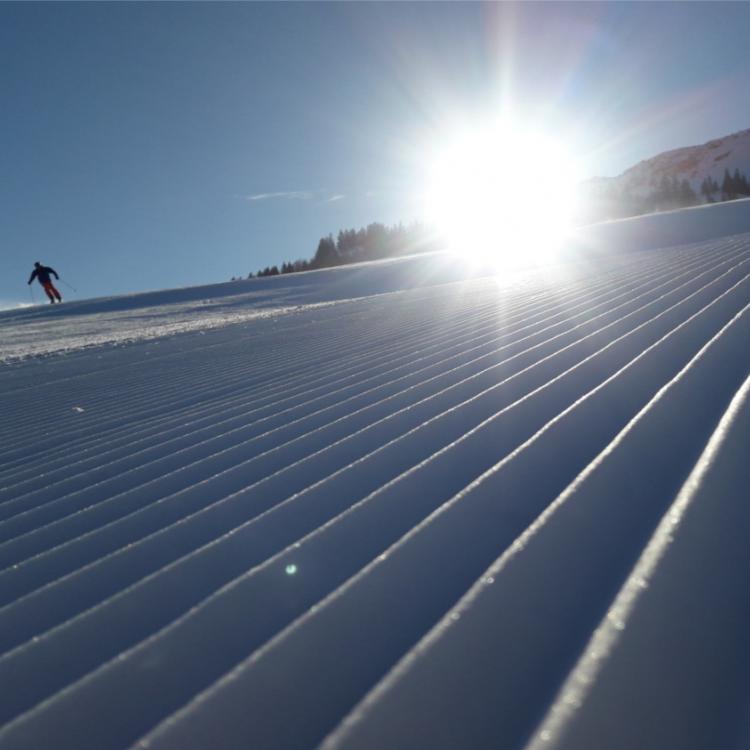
[3,1,750,307]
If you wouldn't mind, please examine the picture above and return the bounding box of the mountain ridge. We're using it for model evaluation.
[590,126,750,195]
[579,126,750,221]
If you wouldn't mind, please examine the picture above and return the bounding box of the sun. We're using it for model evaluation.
[422,121,581,270]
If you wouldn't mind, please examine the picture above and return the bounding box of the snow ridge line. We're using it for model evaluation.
[0,245,746,601]
[1,234,750,748]
[321,296,750,750]
[0,294,535,500]
[0,290,504,460]
[525,369,750,750]
[134,266,750,750]
[0,241,728,456]
[0,247,692,470]
[0,241,740,516]
[0,245,744,628]
[0,241,734,540]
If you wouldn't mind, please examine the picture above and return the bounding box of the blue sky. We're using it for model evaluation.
[3,1,750,307]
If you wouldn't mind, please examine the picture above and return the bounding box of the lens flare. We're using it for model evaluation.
[423,122,581,270]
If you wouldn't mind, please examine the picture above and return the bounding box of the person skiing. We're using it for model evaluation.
[28,262,63,303]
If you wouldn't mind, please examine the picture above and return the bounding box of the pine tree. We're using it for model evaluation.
[313,235,339,268]
[678,179,697,206]
[293,259,310,272]
[655,174,675,210]
[722,169,735,200]
[731,168,750,197]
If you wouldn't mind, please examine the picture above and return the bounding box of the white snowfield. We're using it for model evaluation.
[2,200,750,750]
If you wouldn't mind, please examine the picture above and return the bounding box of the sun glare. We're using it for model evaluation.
[423,122,581,270]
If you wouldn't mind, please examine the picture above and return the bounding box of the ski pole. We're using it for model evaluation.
[29,285,35,304]
[59,279,77,293]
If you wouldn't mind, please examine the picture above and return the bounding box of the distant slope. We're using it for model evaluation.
[572,195,750,253]
[590,126,750,197]
[5,198,750,363]
[0,252,493,362]
[2,200,750,749]
[580,127,750,222]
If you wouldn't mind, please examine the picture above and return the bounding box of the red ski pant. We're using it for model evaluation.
[42,281,62,302]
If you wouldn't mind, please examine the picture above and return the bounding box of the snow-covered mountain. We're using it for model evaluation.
[3,200,750,749]
[598,127,750,196]
[580,127,750,221]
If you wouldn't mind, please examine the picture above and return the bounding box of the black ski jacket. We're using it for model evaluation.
[28,265,59,285]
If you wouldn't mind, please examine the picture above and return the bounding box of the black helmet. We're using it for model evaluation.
[34,261,41,267]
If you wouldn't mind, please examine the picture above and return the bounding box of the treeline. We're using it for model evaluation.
[238,221,437,280]
[585,167,750,222]
[699,168,750,202]
[647,168,750,211]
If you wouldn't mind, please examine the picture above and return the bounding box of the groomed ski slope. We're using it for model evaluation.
[2,200,750,749]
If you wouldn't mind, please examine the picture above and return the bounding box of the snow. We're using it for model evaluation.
[2,200,750,749]
[588,127,750,196]
[575,196,750,252]
[0,253,508,363]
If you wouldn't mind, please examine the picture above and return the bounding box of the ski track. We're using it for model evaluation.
[2,227,750,749]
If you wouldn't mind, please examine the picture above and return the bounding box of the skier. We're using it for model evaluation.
[28,261,63,303]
